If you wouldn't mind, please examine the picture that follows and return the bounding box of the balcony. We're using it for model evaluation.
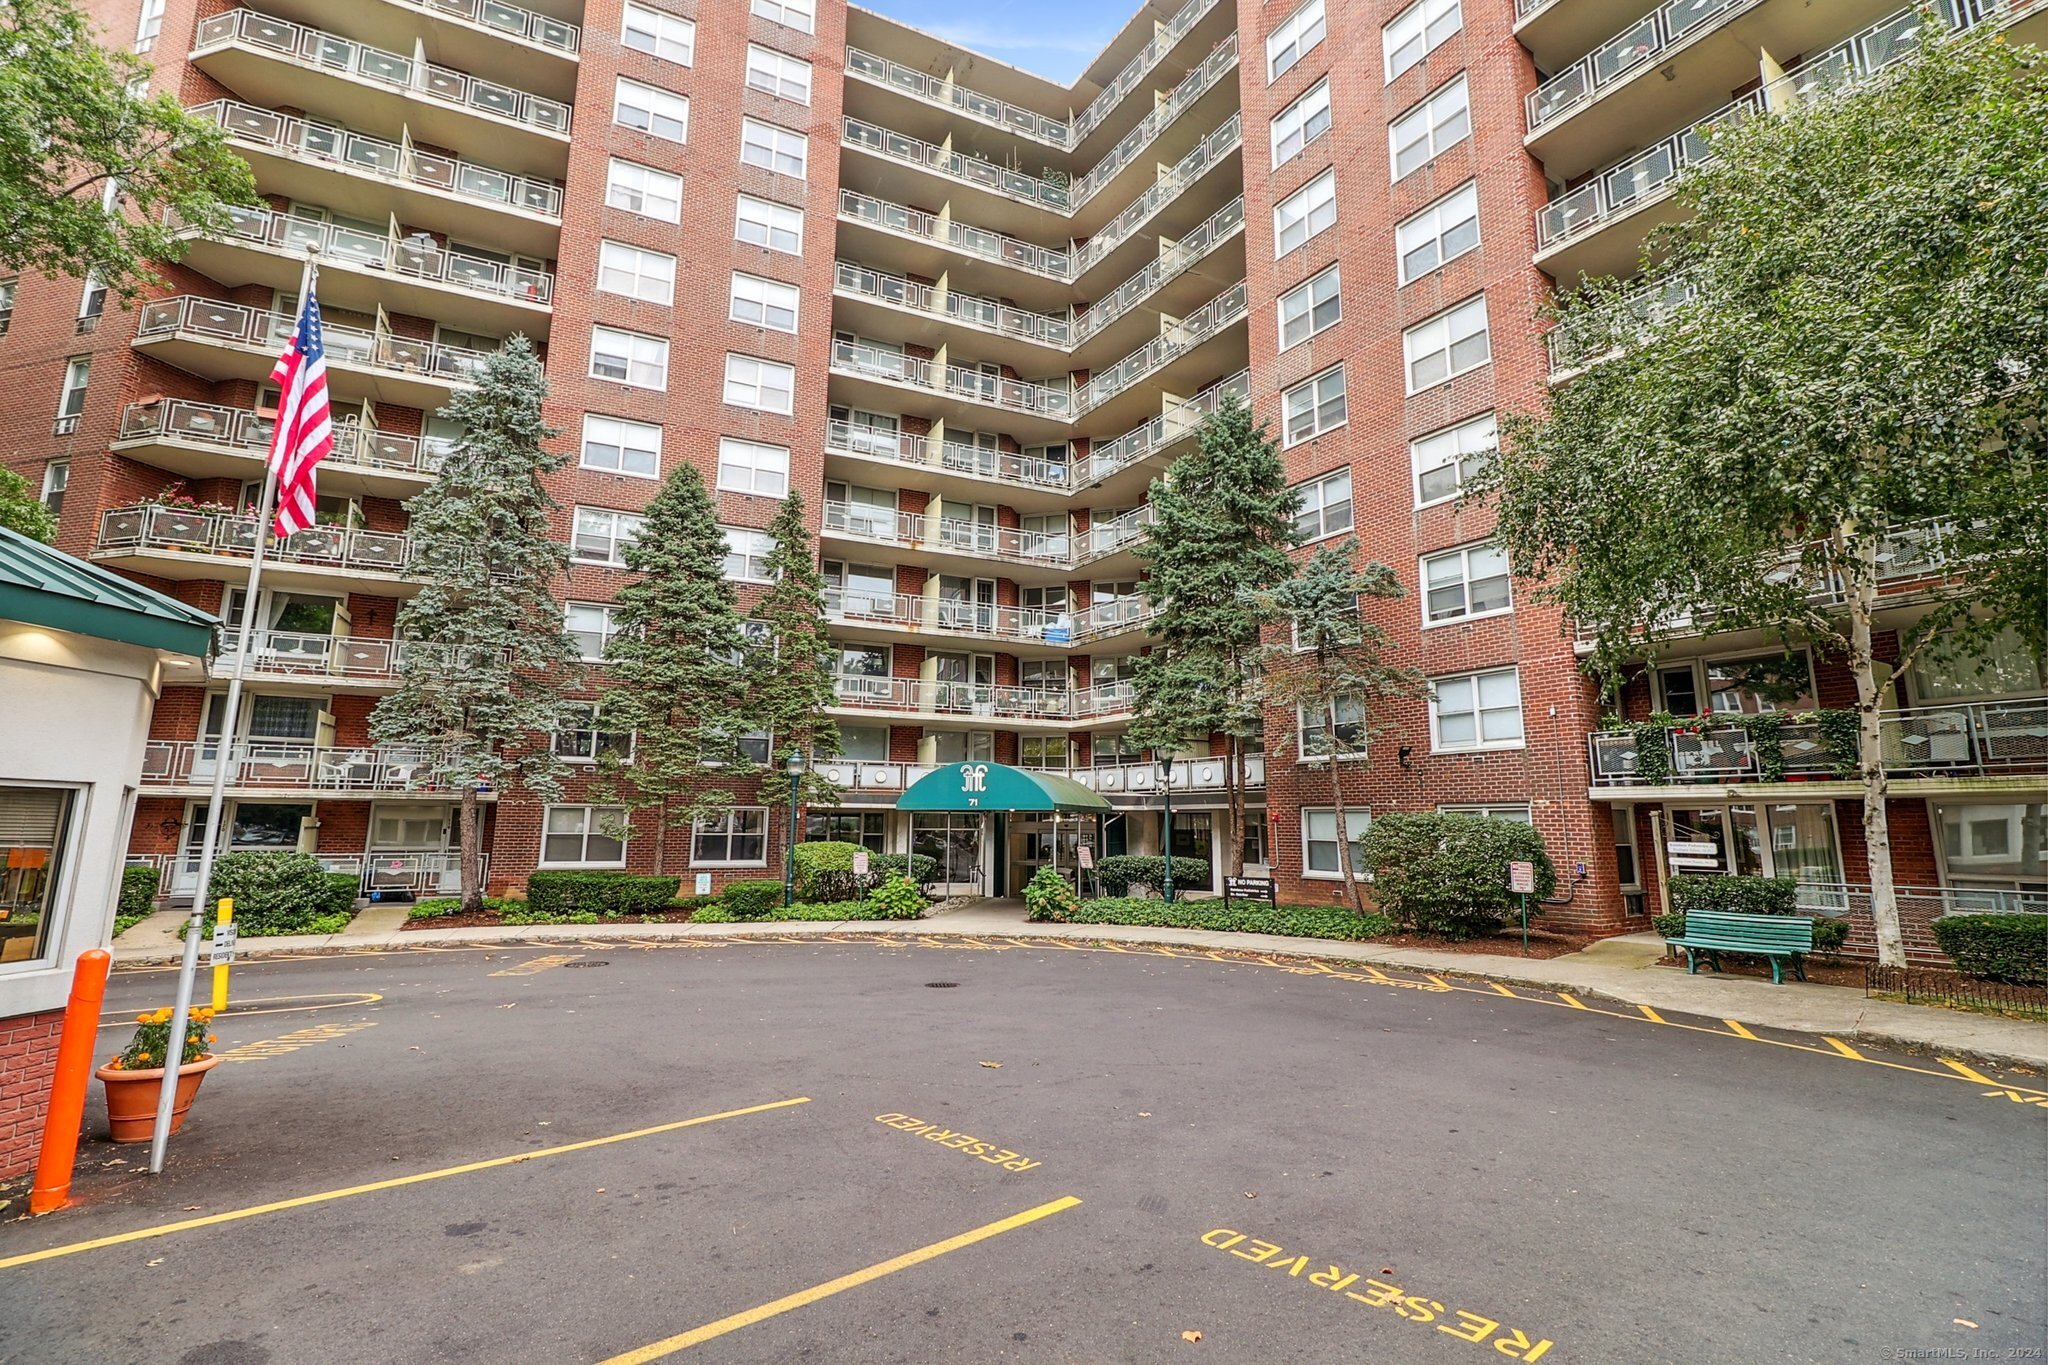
[213,630,484,689]
[820,501,1154,573]
[1072,113,1242,282]
[837,191,1073,293]
[193,99,562,256]
[1071,0,1230,147]
[1075,280,1248,418]
[1078,368,1250,499]
[94,504,420,593]
[809,754,1263,803]
[844,47,1071,148]
[113,399,449,499]
[822,589,1157,649]
[134,296,488,408]
[1544,274,1697,379]
[841,117,1069,216]
[1068,34,1239,226]
[139,740,457,795]
[248,0,579,100]
[832,261,1072,355]
[192,9,571,176]
[824,421,1072,501]
[830,677,1138,723]
[177,203,552,337]
[1073,196,1244,353]
[1586,697,2048,789]
[827,339,1073,437]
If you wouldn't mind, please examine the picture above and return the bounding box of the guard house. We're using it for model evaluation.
[896,761,1113,897]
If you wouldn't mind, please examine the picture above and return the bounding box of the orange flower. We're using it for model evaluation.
[135,1013,149,1024]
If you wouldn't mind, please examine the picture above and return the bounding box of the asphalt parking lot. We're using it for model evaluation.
[2,936,2043,1364]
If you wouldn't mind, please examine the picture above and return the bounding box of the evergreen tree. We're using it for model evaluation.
[749,492,844,811]
[371,336,577,912]
[592,460,751,856]
[1128,391,1301,876]
[1261,542,1421,913]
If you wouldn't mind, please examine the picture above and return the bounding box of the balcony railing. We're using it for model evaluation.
[136,295,491,385]
[845,47,1070,146]
[1544,275,1698,376]
[809,753,1263,797]
[193,204,553,304]
[1081,368,1250,482]
[842,117,1068,211]
[1527,0,1770,132]
[1074,196,1243,346]
[140,740,453,792]
[825,421,1072,489]
[830,676,1139,720]
[821,501,1154,569]
[1069,34,1239,210]
[838,190,1073,281]
[1073,113,1242,275]
[194,9,571,136]
[1071,0,1227,144]
[213,630,485,683]
[117,399,454,480]
[1077,280,1247,412]
[1587,696,2048,786]
[97,504,413,577]
[193,99,563,217]
[823,589,1156,644]
[833,261,1071,349]
[829,340,1073,419]
[397,0,579,53]
[129,851,477,898]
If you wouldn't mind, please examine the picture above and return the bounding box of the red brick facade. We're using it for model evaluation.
[0,1012,63,1180]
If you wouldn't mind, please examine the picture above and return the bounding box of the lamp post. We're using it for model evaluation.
[1156,755,1175,904]
[783,749,805,906]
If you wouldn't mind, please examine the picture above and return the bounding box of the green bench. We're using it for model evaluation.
[1664,909,1815,985]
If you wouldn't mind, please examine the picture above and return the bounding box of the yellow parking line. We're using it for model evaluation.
[0,1097,809,1272]
[1557,993,1588,1010]
[1820,1036,1865,1060]
[1638,1005,1667,1025]
[1939,1058,1998,1085]
[1487,982,1517,998]
[1724,1019,1759,1040]
[601,1195,1083,1362]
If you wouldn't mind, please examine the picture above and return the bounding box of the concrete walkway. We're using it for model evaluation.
[112,901,2048,1069]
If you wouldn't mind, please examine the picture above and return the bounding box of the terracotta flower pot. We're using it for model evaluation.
[96,1055,219,1143]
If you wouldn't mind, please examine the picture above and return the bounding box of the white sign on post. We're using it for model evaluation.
[208,923,238,965]
[694,872,712,896]
[853,851,870,877]
[1077,845,1094,870]
[1666,840,1718,857]
[1667,855,1723,870]
[1508,861,1536,894]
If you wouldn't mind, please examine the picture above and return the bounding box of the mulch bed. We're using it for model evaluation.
[399,907,703,931]
[1374,928,1603,960]
[1654,952,1864,988]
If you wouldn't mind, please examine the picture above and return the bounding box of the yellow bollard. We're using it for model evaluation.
[210,898,233,1013]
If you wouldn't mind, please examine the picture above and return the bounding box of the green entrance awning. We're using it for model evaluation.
[0,526,216,658]
[895,761,1111,813]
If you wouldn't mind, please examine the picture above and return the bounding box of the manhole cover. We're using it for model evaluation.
[925,981,960,989]
[562,960,610,968]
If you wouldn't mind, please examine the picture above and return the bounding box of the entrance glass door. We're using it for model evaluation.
[912,814,983,894]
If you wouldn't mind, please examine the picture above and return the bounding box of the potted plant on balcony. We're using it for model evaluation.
[96,1006,219,1142]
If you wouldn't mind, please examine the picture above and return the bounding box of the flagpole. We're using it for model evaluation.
[149,251,318,1174]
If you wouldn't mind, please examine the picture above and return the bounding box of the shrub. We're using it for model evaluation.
[694,898,923,923]
[114,864,161,936]
[1669,874,1799,917]
[718,878,787,920]
[1034,896,1393,942]
[1022,865,1080,921]
[1094,855,1211,898]
[865,872,927,920]
[526,871,680,918]
[793,841,863,902]
[202,851,355,936]
[407,896,521,921]
[1358,813,1558,940]
[1933,914,2048,985]
[870,852,939,892]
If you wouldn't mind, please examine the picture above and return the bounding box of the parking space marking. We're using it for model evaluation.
[0,1097,810,1272]
[1487,982,1518,998]
[1723,1019,1759,1040]
[874,1113,1041,1172]
[489,953,583,977]
[99,993,383,1026]
[1820,1036,1866,1060]
[215,1020,378,1064]
[1637,1004,1667,1025]
[1939,1058,1996,1085]
[602,1195,1082,1362]
[1556,993,1588,1010]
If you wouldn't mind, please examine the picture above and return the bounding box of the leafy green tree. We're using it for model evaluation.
[371,337,578,911]
[0,467,57,542]
[1261,542,1422,913]
[748,492,843,810]
[1,0,257,303]
[1482,27,2047,966]
[592,461,751,858]
[1129,391,1301,876]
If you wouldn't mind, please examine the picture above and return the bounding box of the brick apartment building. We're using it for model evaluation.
[2,0,2043,958]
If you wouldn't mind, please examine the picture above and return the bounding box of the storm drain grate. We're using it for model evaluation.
[925,981,960,989]
[562,960,610,968]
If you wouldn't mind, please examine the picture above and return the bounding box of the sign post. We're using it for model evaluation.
[209,899,236,1013]
[1508,861,1536,955]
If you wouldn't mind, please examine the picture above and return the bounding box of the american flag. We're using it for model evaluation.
[265,287,335,538]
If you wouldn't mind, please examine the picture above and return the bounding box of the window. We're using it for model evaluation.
[1440,803,1532,824]
[565,603,624,661]
[693,808,767,865]
[55,357,89,429]
[572,507,647,566]
[1430,667,1523,751]
[1422,542,1511,623]
[134,0,165,50]
[542,805,627,866]
[40,461,67,517]
[553,704,634,763]
[746,45,812,103]
[597,241,676,305]
[605,159,682,223]
[1020,736,1073,770]
[589,327,669,389]
[1278,265,1340,349]
[1936,801,2048,889]
[717,438,791,498]
[1300,695,1367,758]
[1404,294,1490,392]
[1267,0,1326,81]
[751,0,815,31]
[1273,170,1336,256]
[1390,74,1470,180]
[741,118,808,178]
[1384,0,1461,80]
[1911,627,2048,704]
[0,785,79,969]
[1271,80,1331,163]
[581,414,661,478]
[722,527,775,582]
[729,272,799,332]
[0,277,14,335]
[1396,182,1479,284]
[807,811,884,850]
[1283,365,1346,446]
[723,354,795,413]
[1411,414,1495,506]
[735,195,803,254]
[837,724,889,760]
[1611,807,1640,890]
[77,273,107,328]
[614,78,687,142]
[1291,467,1353,540]
[621,3,694,63]
[1303,808,1369,878]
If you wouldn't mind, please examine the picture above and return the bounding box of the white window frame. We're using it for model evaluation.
[1302,807,1370,880]
[735,195,804,254]
[1421,541,1512,625]
[540,804,628,868]
[729,272,800,333]
[1297,695,1368,761]
[565,602,625,661]
[1384,0,1461,81]
[605,158,682,223]
[722,526,776,583]
[571,506,648,567]
[691,807,769,867]
[751,0,815,31]
[56,356,90,421]
[717,437,791,498]
[1277,264,1340,350]
[1396,181,1480,285]
[745,45,813,104]
[134,0,165,51]
[1411,414,1496,508]
[589,326,670,390]
[581,414,662,479]
[0,277,16,335]
[741,118,808,178]
[553,703,636,764]
[597,240,677,305]
[1429,666,1525,753]
[722,354,795,414]
[1439,803,1532,824]
[1282,365,1346,447]
[0,781,87,978]
[621,3,694,64]
[1291,467,1353,541]
[1403,294,1490,393]
[1273,169,1337,257]
[614,77,688,143]
[40,460,68,515]
[1390,74,1470,180]
[1270,79,1331,164]
[1266,0,1327,81]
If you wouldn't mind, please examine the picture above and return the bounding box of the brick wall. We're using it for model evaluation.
[0,1011,64,1181]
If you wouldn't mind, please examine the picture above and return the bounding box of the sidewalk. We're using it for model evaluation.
[112,902,2048,1070]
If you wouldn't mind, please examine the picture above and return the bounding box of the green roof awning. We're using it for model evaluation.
[0,527,217,658]
[895,761,1112,813]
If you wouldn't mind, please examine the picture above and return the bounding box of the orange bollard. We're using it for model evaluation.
[29,948,111,1215]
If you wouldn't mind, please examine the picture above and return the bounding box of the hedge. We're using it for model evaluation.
[1932,914,2048,986]
[525,871,680,919]
[1669,874,1800,916]
[200,852,359,936]
[409,896,521,921]
[1029,895,1394,942]
[1656,910,1848,953]
[1094,855,1211,898]
[717,879,787,920]
[114,864,161,936]
[693,898,923,924]
[1358,814,1557,940]
[871,852,939,891]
